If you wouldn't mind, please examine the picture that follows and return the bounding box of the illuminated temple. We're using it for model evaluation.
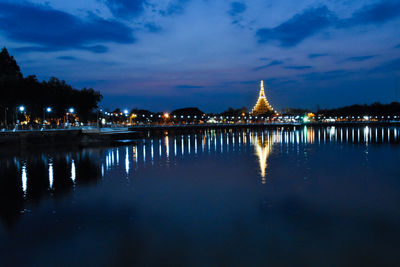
[251,80,274,115]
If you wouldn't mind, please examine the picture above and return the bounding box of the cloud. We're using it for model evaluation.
[301,70,354,81]
[345,55,376,62]
[0,2,135,52]
[256,6,335,47]
[103,0,146,19]
[253,60,283,71]
[228,2,246,16]
[340,0,400,27]
[309,53,328,59]
[14,45,109,53]
[159,0,190,16]
[176,84,204,89]
[256,1,400,48]
[57,56,77,60]
[144,23,162,33]
[369,57,400,73]
[284,65,312,70]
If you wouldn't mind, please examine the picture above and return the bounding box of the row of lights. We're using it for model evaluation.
[102,112,272,120]
[17,105,75,113]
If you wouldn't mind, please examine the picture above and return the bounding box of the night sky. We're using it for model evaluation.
[1,0,399,112]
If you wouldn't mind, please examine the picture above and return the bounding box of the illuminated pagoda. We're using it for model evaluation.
[251,80,274,115]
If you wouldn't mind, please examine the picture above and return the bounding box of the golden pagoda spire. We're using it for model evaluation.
[259,80,265,97]
[251,80,274,115]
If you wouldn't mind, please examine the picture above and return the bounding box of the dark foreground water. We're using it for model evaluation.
[1,126,400,266]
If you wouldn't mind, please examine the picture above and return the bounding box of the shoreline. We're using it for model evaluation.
[0,121,399,147]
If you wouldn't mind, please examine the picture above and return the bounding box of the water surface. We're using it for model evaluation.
[1,126,400,266]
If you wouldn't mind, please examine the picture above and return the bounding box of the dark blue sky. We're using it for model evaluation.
[1,0,399,112]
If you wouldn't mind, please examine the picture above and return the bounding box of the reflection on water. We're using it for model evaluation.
[1,126,400,265]
[1,126,399,224]
[253,134,273,183]
[0,150,101,227]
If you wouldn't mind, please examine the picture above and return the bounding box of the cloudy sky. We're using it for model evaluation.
[0,0,399,112]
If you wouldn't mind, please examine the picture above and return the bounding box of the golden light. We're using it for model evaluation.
[130,114,137,118]
[253,135,273,184]
[163,113,169,119]
[307,112,315,117]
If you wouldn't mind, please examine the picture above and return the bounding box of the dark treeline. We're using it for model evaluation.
[0,47,102,126]
[317,102,400,117]
[219,107,249,117]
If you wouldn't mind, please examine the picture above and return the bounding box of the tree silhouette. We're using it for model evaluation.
[0,47,102,126]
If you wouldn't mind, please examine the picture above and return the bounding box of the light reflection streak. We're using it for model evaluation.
[143,145,146,163]
[159,139,162,157]
[208,136,211,153]
[174,138,177,156]
[49,159,54,189]
[253,135,273,184]
[71,159,75,183]
[220,134,223,153]
[97,127,400,185]
[165,136,169,157]
[188,135,191,154]
[181,136,184,155]
[151,140,154,162]
[194,135,198,154]
[22,163,27,196]
[214,134,217,152]
[116,148,119,165]
[133,146,137,163]
[125,147,129,175]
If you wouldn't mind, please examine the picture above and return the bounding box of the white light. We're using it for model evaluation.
[19,106,25,112]
[69,108,74,113]
[124,109,129,115]
[22,163,27,195]
[49,160,54,189]
[46,107,52,112]
[71,159,76,183]
[125,147,129,175]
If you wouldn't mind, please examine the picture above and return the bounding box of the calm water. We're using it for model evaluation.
[1,126,400,266]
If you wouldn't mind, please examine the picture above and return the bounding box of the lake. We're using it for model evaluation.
[1,126,400,266]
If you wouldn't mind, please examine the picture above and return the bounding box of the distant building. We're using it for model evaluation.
[251,80,275,115]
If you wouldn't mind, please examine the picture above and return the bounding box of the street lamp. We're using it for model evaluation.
[123,109,129,124]
[66,108,74,126]
[43,107,52,126]
[16,105,25,126]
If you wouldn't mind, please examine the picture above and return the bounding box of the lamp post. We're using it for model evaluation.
[43,107,52,126]
[123,109,129,124]
[163,112,169,125]
[67,108,74,126]
[16,105,25,127]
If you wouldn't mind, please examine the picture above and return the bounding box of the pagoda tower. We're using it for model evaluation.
[251,80,274,115]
